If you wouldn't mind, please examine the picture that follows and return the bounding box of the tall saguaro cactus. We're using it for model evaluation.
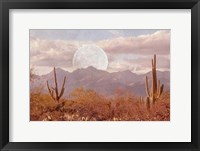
[145,54,164,108]
[47,67,66,103]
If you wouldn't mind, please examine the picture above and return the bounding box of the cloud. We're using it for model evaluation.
[127,55,170,69]
[30,30,170,74]
[97,30,170,55]
[30,36,80,69]
[107,54,170,73]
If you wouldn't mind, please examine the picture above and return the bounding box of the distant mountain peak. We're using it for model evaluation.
[55,67,65,71]
[85,66,98,70]
[121,70,135,74]
[112,70,136,76]
[73,66,108,74]
[32,66,170,97]
[45,67,69,77]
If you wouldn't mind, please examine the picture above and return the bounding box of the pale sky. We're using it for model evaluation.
[30,29,170,75]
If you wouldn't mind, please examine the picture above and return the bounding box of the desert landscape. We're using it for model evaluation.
[30,29,170,121]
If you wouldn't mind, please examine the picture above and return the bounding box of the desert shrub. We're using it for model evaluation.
[30,87,170,121]
[30,87,58,120]
[148,91,170,121]
[63,87,111,120]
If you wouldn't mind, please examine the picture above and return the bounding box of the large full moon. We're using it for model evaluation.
[73,45,108,70]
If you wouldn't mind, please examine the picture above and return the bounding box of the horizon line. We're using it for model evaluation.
[34,66,170,76]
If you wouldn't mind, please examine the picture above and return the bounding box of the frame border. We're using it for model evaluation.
[0,0,199,150]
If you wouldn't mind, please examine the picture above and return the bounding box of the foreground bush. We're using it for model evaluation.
[30,88,170,121]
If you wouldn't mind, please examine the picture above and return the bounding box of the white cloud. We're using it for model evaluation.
[30,30,170,74]
[97,30,170,55]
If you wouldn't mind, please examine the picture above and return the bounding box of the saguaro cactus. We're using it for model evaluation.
[47,67,66,103]
[145,54,164,108]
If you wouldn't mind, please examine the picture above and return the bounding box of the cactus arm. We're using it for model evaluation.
[47,81,55,100]
[159,84,164,96]
[58,88,65,100]
[60,76,66,95]
[157,80,160,96]
[51,89,55,99]
[58,76,66,99]
[53,67,59,100]
[151,59,155,103]
[157,84,164,99]
[154,54,157,91]
[145,76,150,97]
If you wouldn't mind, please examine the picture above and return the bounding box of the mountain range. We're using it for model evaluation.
[31,66,170,97]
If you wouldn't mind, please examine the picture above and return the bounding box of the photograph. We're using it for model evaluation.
[30,29,170,121]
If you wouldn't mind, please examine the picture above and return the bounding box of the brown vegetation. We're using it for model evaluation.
[30,87,170,121]
[30,54,170,121]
